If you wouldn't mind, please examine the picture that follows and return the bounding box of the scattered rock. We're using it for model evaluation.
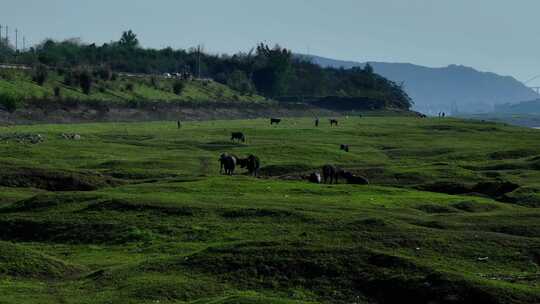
[61,133,82,140]
[0,133,44,144]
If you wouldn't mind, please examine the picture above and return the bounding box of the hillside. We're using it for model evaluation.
[0,117,540,303]
[0,34,414,112]
[303,54,539,114]
[0,68,267,105]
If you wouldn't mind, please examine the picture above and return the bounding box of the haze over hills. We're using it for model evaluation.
[303,55,539,115]
[495,98,540,114]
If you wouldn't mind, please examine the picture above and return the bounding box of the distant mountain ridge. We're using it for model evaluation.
[301,54,539,114]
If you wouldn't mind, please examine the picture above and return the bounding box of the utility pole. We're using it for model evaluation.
[5,26,8,45]
[0,25,2,44]
[15,28,18,52]
[197,44,201,79]
[23,36,26,52]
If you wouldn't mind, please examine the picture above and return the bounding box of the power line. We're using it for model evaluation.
[524,74,540,84]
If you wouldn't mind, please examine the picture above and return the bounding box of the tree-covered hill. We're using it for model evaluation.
[0,31,412,110]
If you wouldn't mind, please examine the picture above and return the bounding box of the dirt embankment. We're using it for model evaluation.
[0,100,345,124]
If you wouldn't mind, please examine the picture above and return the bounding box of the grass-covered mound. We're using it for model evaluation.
[0,241,82,279]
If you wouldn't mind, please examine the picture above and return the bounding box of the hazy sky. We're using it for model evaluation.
[2,0,539,84]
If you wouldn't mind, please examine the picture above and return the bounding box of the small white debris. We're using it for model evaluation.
[477,257,489,262]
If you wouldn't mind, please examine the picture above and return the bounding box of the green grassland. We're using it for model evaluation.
[0,116,540,303]
[0,69,266,105]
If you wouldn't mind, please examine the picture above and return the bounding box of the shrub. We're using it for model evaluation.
[0,92,21,113]
[54,87,61,98]
[79,70,93,95]
[111,73,118,81]
[32,64,48,86]
[126,83,134,92]
[173,81,185,95]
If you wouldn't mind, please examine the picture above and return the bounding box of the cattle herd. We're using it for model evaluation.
[217,117,369,185]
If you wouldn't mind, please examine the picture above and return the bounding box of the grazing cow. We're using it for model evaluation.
[219,153,237,175]
[308,172,322,184]
[330,119,338,126]
[315,118,319,127]
[341,171,369,185]
[270,118,281,125]
[238,154,261,177]
[246,154,260,177]
[322,165,341,184]
[340,144,349,152]
[237,157,248,168]
[231,132,246,143]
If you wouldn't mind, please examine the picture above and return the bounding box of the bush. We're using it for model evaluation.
[0,92,21,113]
[111,73,118,81]
[126,83,134,92]
[32,64,48,86]
[54,87,61,98]
[79,70,93,95]
[173,81,185,95]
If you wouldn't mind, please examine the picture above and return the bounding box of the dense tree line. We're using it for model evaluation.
[0,31,412,109]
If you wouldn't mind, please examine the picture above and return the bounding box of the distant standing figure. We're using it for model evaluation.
[330,119,338,126]
[270,118,281,125]
[315,118,319,127]
[177,120,182,129]
[442,112,446,118]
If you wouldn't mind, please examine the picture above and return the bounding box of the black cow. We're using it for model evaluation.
[238,154,261,177]
[219,153,237,175]
[270,118,281,125]
[330,119,338,126]
[340,144,349,152]
[308,172,322,184]
[246,154,260,177]
[231,132,246,143]
[322,165,341,184]
[341,171,369,185]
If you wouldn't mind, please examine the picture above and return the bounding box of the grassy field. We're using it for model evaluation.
[0,68,266,105]
[0,116,540,303]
